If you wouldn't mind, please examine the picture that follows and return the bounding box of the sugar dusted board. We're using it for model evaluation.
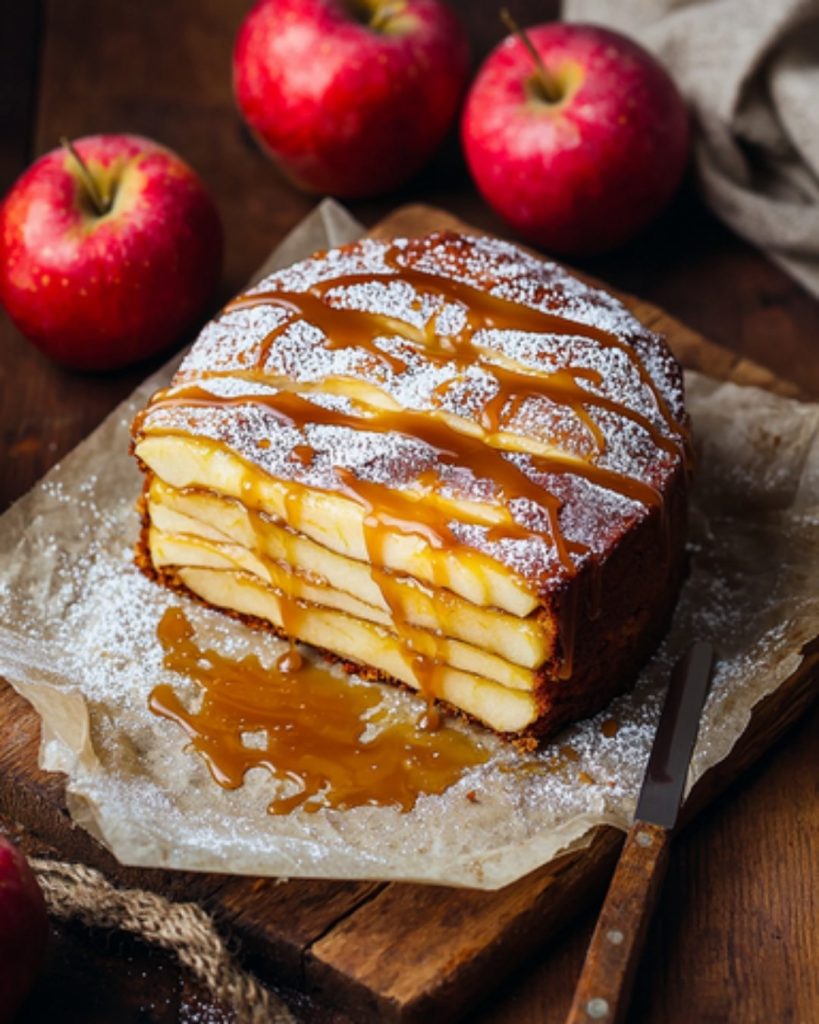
[1,206,817,1023]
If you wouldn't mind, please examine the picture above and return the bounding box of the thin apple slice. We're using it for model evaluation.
[150,527,538,692]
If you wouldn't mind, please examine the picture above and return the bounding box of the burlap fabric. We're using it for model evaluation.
[32,858,295,1024]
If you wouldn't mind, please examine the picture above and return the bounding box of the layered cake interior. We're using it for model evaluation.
[132,231,689,740]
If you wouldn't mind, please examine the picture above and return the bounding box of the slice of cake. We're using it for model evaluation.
[132,230,689,740]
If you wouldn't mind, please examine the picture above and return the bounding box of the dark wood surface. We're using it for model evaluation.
[1,3,818,1023]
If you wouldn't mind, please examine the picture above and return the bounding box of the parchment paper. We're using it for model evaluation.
[1,200,817,890]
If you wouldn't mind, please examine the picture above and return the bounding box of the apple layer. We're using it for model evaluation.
[146,478,553,669]
[148,524,537,691]
[135,434,541,618]
[171,565,540,734]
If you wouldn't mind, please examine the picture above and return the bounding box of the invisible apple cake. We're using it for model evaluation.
[131,231,689,740]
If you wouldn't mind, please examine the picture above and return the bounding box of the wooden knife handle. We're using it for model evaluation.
[565,820,670,1024]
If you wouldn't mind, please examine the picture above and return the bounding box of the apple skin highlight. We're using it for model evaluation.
[462,23,690,255]
[233,0,470,198]
[0,837,48,1023]
[0,134,223,371]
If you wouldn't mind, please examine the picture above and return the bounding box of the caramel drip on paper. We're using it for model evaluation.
[148,607,488,814]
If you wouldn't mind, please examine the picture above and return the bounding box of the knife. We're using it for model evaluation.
[565,641,716,1024]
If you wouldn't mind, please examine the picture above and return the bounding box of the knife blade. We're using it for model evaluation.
[565,641,716,1024]
[635,641,716,830]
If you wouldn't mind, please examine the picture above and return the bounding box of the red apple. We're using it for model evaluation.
[0,837,48,1022]
[233,0,469,197]
[461,22,690,255]
[0,134,223,371]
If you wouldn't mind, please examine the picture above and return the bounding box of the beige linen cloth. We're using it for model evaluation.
[565,0,819,298]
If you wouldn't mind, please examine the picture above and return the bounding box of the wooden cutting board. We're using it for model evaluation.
[1,205,817,1024]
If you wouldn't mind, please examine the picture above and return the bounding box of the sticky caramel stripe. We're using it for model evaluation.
[225,270,686,463]
[226,243,687,431]
[169,342,675,467]
[140,386,668,563]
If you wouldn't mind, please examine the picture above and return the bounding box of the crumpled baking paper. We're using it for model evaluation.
[1,199,817,890]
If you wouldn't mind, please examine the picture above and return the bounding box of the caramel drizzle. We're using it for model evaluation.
[149,607,488,814]
[315,261,686,456]
[146,386,588,696]
[146,243,689,693]
[227,267,687,465]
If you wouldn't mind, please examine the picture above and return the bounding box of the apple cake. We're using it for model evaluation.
[131,230,689,740]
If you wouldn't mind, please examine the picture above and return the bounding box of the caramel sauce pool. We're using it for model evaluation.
[148,608,489,815]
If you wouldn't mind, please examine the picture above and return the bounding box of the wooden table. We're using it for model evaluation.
[2,3,818,1022]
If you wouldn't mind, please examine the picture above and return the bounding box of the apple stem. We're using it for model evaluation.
[60,136,111,216]
[368,0,405,31]
[500,8,562,103]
